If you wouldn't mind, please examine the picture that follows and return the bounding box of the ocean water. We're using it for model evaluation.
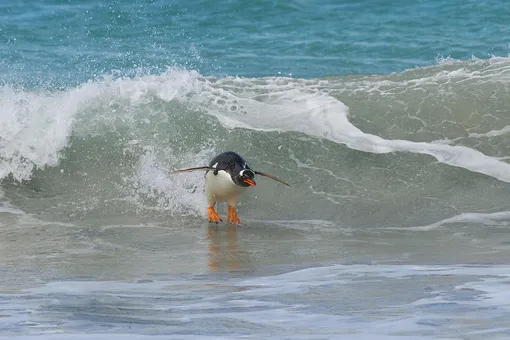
[2,0,510,339]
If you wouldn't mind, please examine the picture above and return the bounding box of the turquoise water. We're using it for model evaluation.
[2,0,509,85]
[2,1,510,339]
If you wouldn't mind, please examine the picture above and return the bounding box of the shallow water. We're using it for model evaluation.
[2,211,510,338]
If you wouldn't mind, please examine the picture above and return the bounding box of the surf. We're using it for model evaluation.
[1,59,510,225]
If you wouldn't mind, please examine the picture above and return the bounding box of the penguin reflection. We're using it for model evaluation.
[207,225,240,272]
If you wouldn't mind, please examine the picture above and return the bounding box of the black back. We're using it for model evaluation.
[207,151,255,187]
[208,151,250,174]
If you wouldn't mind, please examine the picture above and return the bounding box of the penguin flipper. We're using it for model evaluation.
[168,166,214,174]
[254,171,290,186]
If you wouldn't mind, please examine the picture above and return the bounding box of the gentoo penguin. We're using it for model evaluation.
[168,151,290,225]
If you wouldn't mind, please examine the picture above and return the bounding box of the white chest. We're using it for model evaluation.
[205,170,245,205]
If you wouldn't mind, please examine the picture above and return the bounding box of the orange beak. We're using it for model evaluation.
[243,178,256,187]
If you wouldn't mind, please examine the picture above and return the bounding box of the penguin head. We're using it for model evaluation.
[233,168,256,187]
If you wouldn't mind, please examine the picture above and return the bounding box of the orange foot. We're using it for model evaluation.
[227,206,242,225]
[208,206,222,223]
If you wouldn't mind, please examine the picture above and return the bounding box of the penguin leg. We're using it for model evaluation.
[227,206,241,225]
[208,205,222,223]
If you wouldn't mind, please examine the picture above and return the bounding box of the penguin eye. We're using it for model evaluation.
[241,169,254,178]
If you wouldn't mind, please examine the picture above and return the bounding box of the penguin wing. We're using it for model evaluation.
[168,166,215,174]
[254,171,290,186]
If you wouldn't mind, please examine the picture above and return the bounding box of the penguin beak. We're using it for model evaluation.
[243,178,256,187]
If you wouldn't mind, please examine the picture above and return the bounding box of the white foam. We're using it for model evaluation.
[0,85,78,181]
[238,264,510,288]
[457,277,510,309]
[433,55,510,82]
[469,125,510,138]
[189,76,510,183]
[128,146,216,217]
[402,210,510,231]
[0,69,200,181]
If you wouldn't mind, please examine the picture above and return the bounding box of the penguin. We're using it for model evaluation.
[168,151,290,225]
